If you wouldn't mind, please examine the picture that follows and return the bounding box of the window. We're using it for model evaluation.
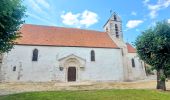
[32,49,38,61]
[132,58,135,67]
[0,54,2,63]
[115,24,119,38]
[13,66,16,71]
[91,50,95,61]
[114,15,117,21]
[106,27,108,32]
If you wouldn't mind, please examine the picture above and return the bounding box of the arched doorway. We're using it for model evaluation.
[67,67,76,82]
[58,54,86,82]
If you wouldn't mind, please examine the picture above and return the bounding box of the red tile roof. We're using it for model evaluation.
[16,24,118,48]
[126,43,136,53]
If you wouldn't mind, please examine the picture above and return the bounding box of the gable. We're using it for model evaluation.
[16,24,118,48]
[126,43,136,53]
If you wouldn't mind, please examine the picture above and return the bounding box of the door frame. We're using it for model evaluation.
[66,66,77,82]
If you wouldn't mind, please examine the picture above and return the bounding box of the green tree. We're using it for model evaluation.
[0,0,26,53]
[135,21,170,91]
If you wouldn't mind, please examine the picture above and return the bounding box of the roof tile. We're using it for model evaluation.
[126,43,136,53]
[16,24,118,48]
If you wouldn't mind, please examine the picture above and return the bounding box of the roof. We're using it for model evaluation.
[16,24,118,48]
[103,12,122,27]
[126,43,136,53]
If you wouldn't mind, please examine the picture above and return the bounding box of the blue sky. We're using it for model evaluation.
[23,0,170,44]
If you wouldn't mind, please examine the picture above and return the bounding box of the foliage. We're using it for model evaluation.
[135,21,170,75]
[0,90,170,100]
[135,21,170,90]
[0,0,26,53]
[146,66,155,75]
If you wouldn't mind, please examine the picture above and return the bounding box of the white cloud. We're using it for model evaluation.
[126,20,143,29]
[28,0,43,13]
[131,11,137,16]
[143,0,150,4]
[28,0,50,13]
[144,0,170,19]
[168,19,170,23]
[80,10,98,27]
[149,10,157,19]
[27,12,57,26]
[26,0,53,24]
[36,0,50,9]
[147,4,161,19]
[61,10,99,28]
[61,12,80,26]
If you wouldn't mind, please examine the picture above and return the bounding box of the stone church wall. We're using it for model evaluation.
[127,53,146,80]
[1,45,124,82]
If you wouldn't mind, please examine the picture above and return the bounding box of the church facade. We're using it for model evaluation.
[0,13,146,82]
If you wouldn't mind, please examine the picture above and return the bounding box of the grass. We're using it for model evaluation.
[0,89,170,100]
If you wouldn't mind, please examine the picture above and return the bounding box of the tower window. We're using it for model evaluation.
[116,32,119,38]
[132,58,135,67]
[32,49,38,61]
[106,27,109,32]
[115,24,119,38]
[91,50,95,61]
[114,15,117,21]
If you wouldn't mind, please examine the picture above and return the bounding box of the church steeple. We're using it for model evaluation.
[103,12,123,40]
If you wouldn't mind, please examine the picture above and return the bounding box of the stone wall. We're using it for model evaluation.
[127,53,146,80]
[1,45,124,82]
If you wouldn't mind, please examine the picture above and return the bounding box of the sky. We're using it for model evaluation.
[23,0,170,44]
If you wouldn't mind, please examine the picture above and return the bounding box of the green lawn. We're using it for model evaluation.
[0,89,170,100]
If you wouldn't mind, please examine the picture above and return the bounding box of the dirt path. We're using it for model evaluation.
[0,80,170,95]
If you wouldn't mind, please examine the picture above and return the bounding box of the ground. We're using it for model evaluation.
[0,89,170,100]
[0,80,170,95]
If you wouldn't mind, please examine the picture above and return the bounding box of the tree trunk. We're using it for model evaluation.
[157,69,166,91]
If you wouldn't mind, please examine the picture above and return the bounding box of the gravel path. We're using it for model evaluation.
[0,80,170,96]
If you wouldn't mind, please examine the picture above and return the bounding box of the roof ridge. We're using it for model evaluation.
[23,24,105,34]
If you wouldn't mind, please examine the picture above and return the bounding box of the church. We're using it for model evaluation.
[0,13,146,82]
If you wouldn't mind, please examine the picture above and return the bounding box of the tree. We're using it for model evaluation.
[0,0,26,53]
[135,21,170,91]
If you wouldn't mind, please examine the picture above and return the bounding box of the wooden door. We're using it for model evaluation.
[68,67,76,82]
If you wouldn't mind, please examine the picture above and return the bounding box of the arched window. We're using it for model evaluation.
[114,15,117,21]
[91,50,95,61]
[115,24,119,38]
[131,58,135,67]
[32,49,38,61]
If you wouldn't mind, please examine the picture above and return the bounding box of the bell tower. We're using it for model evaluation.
[103,12,123,40]
[104,12,133,81]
